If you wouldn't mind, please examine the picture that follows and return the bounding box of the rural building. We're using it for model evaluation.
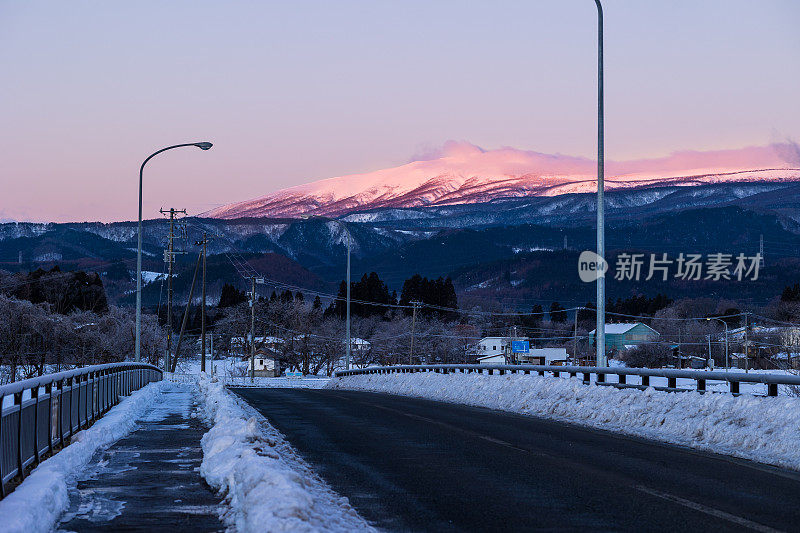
[476,336,568,365]
[248,349,279,377]
[589,323,660,352]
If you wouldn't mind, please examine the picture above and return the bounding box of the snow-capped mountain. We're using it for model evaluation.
[207,141,800,219]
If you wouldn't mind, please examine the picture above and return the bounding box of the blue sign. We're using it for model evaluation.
[511,340,529,353]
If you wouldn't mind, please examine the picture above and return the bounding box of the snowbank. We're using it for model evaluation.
[328,372,800,471]
[196,375,373,532]
[0,380,167,533]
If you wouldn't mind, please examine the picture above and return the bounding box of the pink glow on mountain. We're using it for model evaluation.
[207,141,800,219]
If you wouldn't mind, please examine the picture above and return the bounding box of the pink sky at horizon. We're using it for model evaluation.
[0,1,798,223]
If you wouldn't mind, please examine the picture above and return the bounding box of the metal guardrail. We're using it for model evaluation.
[0,362,162,498]
[335,364,800,397]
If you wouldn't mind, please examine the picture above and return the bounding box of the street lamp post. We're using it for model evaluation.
[706,317,729,370]
[594,0,606,368]
[135,142,212,363]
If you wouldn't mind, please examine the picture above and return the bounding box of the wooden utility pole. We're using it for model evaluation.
[160,208,186,372]
[250,276,256,382]
[409,300,422,365]
[171,252,202,373]
[195,233,209,373]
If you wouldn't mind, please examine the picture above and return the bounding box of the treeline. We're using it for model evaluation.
[324,272,457,320]
[0,268,164,383]
[0,266,108,314]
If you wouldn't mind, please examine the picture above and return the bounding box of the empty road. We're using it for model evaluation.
[231,387,800,532]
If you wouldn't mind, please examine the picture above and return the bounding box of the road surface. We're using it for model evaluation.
[230,387,800,532]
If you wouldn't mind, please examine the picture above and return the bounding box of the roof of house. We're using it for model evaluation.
[589,322,658,335]
[477,353,507,361]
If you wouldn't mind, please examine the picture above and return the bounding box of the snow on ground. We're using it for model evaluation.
[169,356,331,388]
[0,381,167,533]
[195,374,372,532]
[328,372,800,472]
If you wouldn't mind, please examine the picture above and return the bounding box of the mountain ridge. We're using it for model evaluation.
[206,141,800,219]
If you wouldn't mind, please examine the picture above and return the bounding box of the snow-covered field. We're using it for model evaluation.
[328,372,800,472]
[0,381,167,533]
[195,375,372,532]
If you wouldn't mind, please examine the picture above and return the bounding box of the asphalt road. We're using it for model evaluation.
[231,387,800,532]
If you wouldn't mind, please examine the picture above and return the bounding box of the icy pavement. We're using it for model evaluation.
[56,383,223,532]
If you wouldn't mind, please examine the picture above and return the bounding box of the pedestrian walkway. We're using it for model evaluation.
[56,383,223,532]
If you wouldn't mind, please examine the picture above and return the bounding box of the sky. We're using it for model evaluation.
[0,0,798,223]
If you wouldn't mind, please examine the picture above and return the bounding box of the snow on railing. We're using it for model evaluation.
[335,364,800,397]
[0,362,162,498]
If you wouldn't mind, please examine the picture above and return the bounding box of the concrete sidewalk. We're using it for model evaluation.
[57,383,223,532]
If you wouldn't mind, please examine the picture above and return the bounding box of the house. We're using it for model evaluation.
[477,337,529,358]
[476,335,568,365]
[478,348,568,366]
[248,349,279,377]
[589,323,659,352]
[518,348,569,365]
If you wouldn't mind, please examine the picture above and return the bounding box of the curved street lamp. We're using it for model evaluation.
[135,142,213,362]
[594,0,606,368]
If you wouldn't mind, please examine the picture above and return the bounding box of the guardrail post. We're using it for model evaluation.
[57,379,65,449]
[597,373,605,384]
[553,371,560,378]
[538,370,545,376]
[32,386,40,465]
[767,383,778,397]
[68,377,74,437]
[730,381,740,395]
[618,374,626,385]
[582,372,590,384]
[15,392,24,481]
[667,377,677,389]
[524,369,529,374]
[641,375,650,387]
[499,369,505,375]
[697,379,706,393]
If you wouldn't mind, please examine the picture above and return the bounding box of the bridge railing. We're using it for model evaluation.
[335,364,800,397]
[0,362,162,498]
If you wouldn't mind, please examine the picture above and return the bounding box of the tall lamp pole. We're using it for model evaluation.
[135,142,212,362]
[594,0,606,368]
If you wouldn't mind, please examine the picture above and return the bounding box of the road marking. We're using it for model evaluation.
[634,485,783,533]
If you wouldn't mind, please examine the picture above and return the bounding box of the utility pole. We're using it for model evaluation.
[160,208,186,372]
[409,300,422,365]
[744,312,749,373]
[759,234,764,268]
[195,233,210,373]
[250,276,256,383]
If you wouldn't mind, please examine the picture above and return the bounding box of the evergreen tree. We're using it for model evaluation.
[217,283,247,308]
[550,301,567,323]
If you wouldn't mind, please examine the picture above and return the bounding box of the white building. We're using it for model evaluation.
[476,337,568,365]
[478,347,568,365]
[476,337,518,358]
[249,350,279,377]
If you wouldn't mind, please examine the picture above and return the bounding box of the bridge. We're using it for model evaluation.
[1,363,800,532]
